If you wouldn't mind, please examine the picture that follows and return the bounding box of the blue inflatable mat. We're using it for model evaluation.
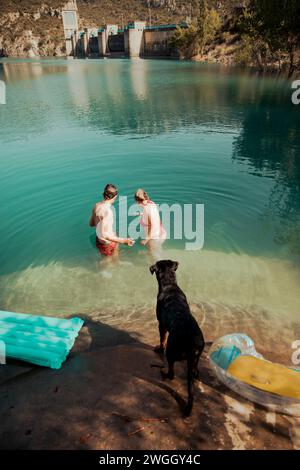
[0,310,84,369]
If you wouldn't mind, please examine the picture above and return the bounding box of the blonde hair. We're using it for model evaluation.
[135,188,150,203]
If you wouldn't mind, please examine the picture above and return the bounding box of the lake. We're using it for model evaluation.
[0,58,299,344]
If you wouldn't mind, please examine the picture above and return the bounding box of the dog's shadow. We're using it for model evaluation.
[72,315,192,413]
[137,353,188,412]
[138,341,256,418]
[75,317,250,417]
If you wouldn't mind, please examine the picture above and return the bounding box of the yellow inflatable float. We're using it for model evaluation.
[209,334,300,416]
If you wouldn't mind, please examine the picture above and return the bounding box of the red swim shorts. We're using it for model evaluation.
[96,238,117,256]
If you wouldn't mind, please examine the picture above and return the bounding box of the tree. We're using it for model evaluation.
[240,0,300,75]
[170,0,221,59]
[170,25,199,59]
[197,0,208,54]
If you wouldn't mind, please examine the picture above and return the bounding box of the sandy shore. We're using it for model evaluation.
[1,302,300,450]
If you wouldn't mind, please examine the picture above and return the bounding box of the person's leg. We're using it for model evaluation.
[110,242,119,261]
[97,242,119,273]
[148,239,165,261]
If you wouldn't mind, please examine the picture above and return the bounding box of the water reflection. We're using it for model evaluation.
[0,60,71,142]
[130,58,148,100]
[72,61,242,135]
[1,59,294,140]
[232,89,300,255]
[0,60,241,139]
[0,60,68,83]
[67,61,89,109]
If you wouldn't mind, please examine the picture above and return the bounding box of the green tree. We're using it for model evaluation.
[197,0,208,54]
[170,25,199,59]
[240,0,300,75]
[197,0,221,54]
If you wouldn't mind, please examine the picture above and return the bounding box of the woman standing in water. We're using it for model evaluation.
[135,188,166,259]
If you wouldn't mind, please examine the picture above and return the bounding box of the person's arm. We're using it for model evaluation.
[142,222,156,245]
[102,231,131,245]
[89,206,96,227]
[141,222,151,245]
[140,207,150,245]
[101,217,134,245]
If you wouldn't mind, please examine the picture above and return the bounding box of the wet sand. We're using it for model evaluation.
[1,302,300,450]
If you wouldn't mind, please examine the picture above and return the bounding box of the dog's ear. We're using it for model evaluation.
[172,261,179,271]
[150,264,157,275]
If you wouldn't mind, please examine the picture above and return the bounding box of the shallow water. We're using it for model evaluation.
[0,58,299,331]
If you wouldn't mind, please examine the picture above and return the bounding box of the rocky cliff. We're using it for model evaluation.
[0,3,66,57]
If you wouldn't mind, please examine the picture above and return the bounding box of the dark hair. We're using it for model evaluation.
[103,184,118,200]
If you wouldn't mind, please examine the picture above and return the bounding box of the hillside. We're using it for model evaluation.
[0,0,242,57]
[0,0,191,57]
[77,0,192,26]
[0,2,65,57]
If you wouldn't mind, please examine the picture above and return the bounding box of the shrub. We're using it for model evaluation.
[170,6,222,59]
[234,34,273,69]
[170,25,199,58]
[234,36,253,66]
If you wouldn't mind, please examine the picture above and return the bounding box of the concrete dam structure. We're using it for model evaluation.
[73,22,188,59]
[62,1,187,59]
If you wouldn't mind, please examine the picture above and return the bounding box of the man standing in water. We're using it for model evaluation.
[89,184,134,257]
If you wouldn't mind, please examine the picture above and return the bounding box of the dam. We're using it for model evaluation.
[62,1,187,59]
[76,22,187,59]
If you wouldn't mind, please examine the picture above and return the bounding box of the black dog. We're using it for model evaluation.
[150,259,205,416]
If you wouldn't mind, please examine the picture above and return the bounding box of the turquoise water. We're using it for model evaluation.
[0,58,299,320]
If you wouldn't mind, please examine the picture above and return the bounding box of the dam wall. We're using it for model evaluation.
[108,33,126,54]
[62,1,185,58]
[70,20,187,59]
[124,22,146,58]
[143,28,178,58]
[98,25,119,56]
[62,0,78,56]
